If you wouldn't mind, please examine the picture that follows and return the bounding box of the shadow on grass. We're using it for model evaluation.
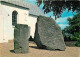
[29,46,39,49]
[29,46,62,51]
[29,46,49,51]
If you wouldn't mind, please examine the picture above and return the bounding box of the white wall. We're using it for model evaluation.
[27,15,37,38]
[0,2,4,43]
[0,2,37,43]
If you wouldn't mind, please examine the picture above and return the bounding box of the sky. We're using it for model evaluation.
[24,0,76,30]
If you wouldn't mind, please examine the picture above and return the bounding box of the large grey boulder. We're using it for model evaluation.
[34,16,66,51]
[14,24,30,53]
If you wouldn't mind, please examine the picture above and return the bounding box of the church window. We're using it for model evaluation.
[12,11,18,26]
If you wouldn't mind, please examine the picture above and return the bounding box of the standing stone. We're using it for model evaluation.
[34,16,66,51]
[14,24,30,53]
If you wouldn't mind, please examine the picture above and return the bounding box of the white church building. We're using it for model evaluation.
[0,0,44,43]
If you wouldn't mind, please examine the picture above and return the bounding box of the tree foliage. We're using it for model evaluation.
[36,0,80,19]
[64,13,80,35]
[63,12,80,42]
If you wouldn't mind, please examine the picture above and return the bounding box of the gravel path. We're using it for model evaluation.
[0,42,80,57]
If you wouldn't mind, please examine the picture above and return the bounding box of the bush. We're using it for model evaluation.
[75,38,80,47]
[71,36,77,41]
[64,36,71,41]
[64,35,77,41]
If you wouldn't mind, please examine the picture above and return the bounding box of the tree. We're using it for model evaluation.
[36,0,80,19]
[64,13,80,35]
[63,12,80,46]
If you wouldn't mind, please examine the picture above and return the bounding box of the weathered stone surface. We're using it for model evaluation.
[34,16,66,51]
[14,24,30,53]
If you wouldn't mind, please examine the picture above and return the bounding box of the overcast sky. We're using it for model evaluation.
[24,0,76,30]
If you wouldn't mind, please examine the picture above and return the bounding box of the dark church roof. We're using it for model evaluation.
[0,0,44,16]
